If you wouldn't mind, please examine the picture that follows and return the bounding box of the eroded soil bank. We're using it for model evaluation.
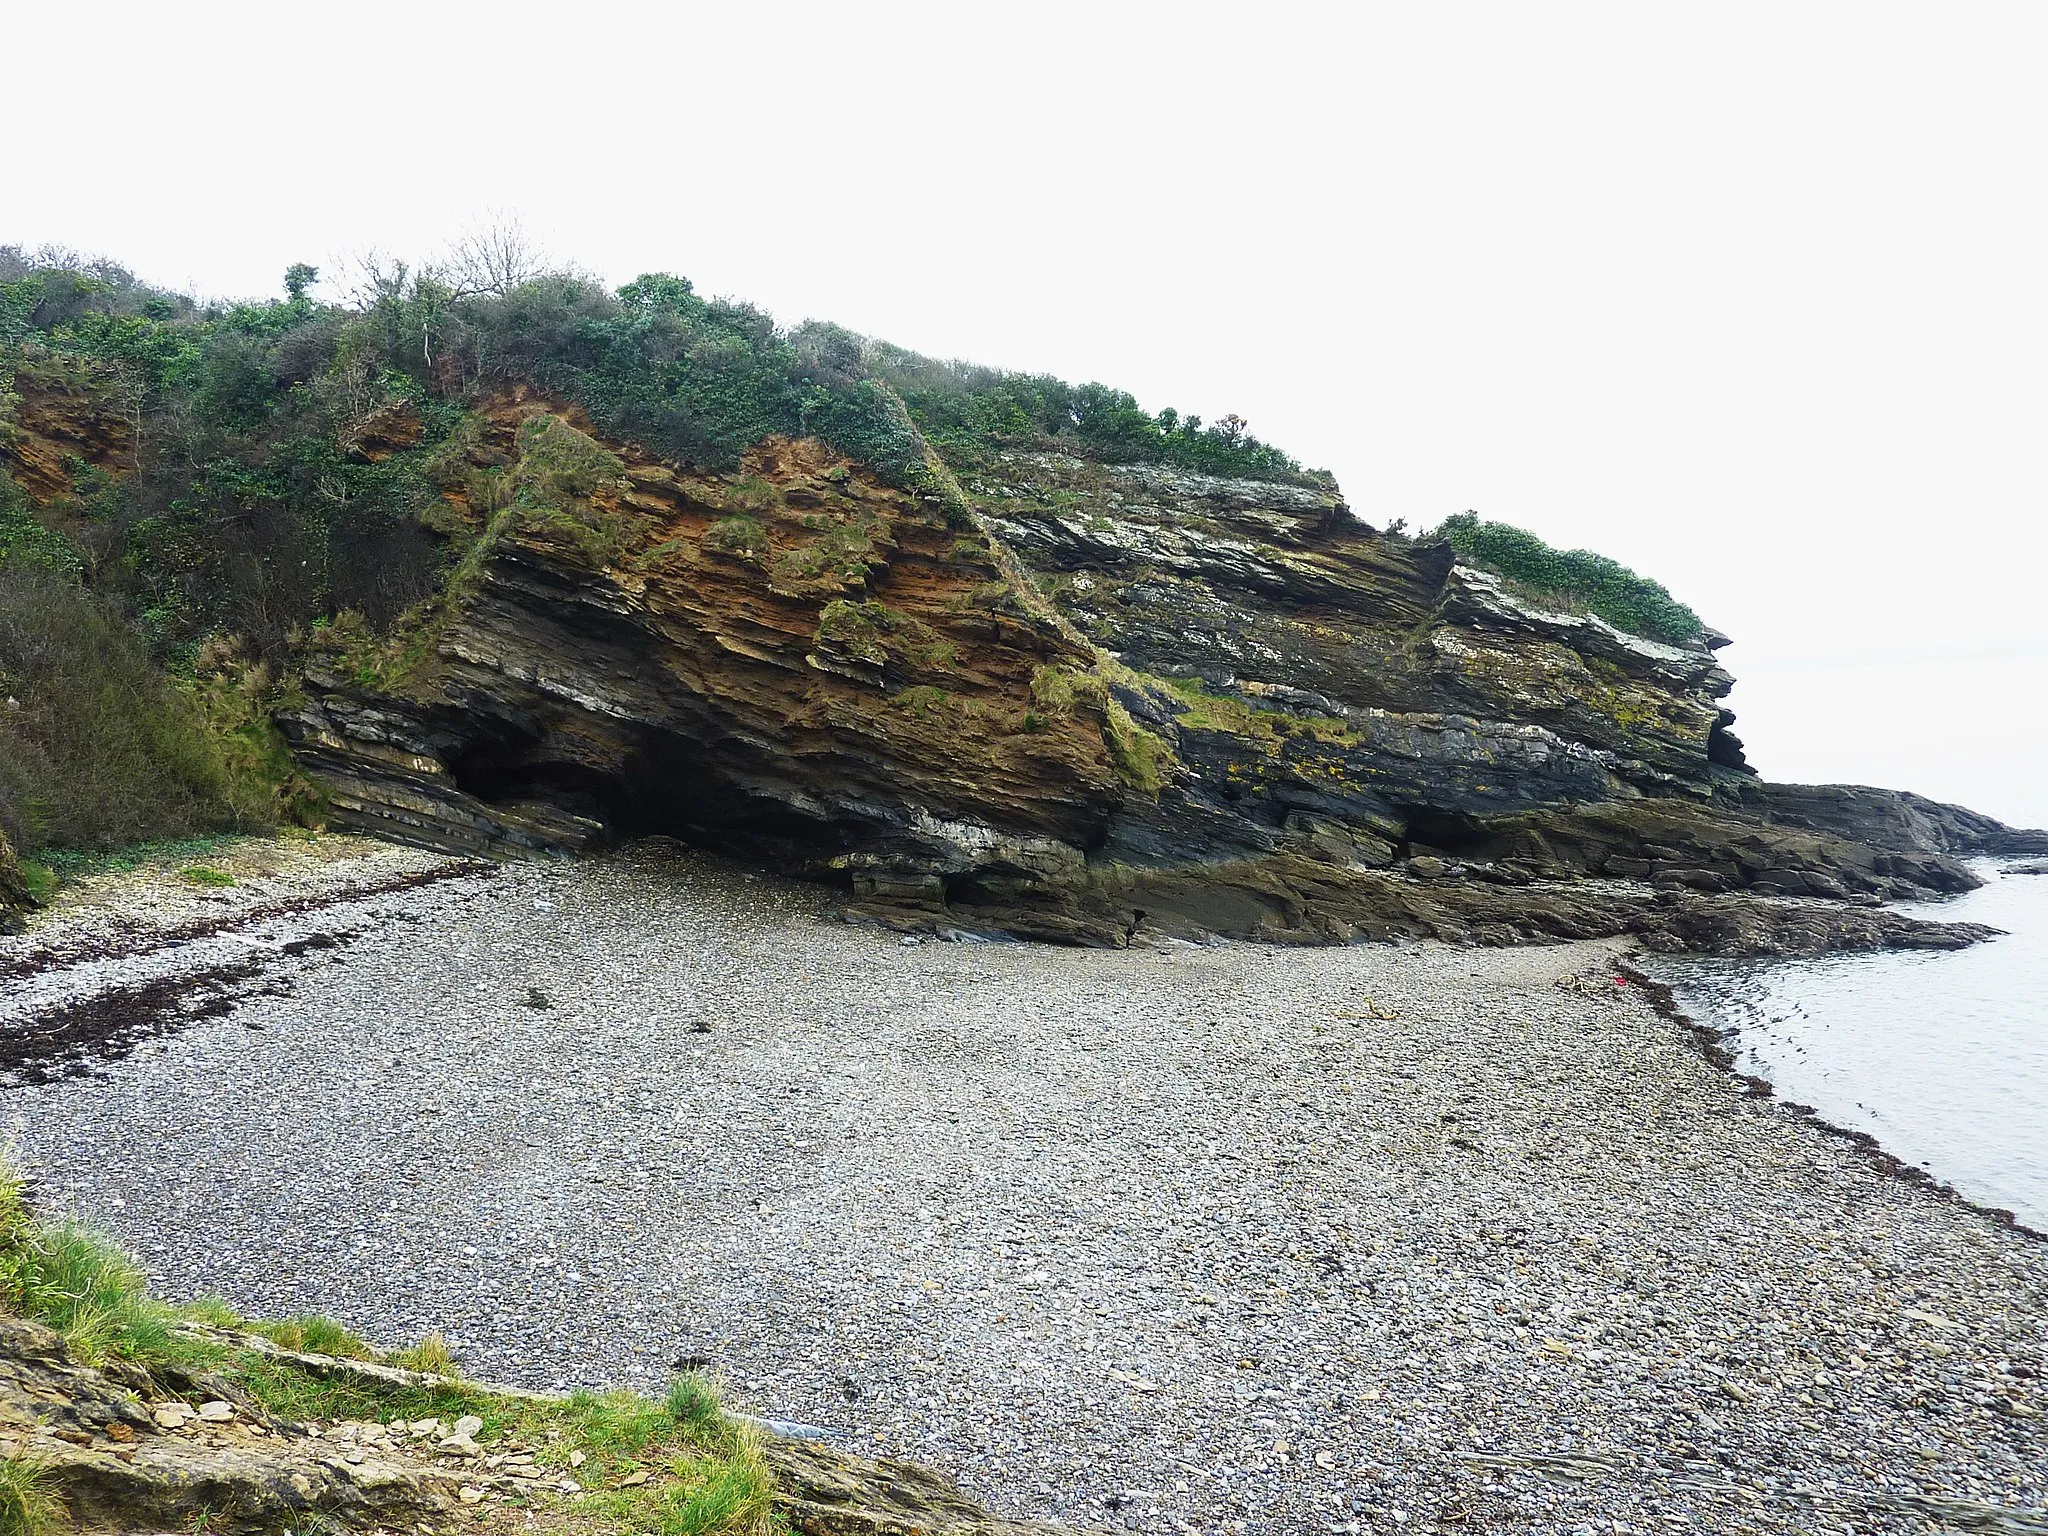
[4,839,2045,1535]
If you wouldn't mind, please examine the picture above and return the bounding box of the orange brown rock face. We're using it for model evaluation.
[283,393,1126,925]
[5,370,133,499]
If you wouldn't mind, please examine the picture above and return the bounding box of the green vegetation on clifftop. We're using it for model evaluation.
[865,342,1325,486]
[1435,511,1705,644]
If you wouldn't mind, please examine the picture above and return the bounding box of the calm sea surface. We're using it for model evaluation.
[1656,859,2048,1230]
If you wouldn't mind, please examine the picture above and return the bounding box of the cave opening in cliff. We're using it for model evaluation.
[1707,709,1750,771]
[1398,809,1494,860]
[446,726,874,874]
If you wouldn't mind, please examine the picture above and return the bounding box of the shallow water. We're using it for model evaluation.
[1661,859,2048,1229]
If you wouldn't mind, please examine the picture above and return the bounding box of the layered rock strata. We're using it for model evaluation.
[280,393,1120,887]
[1740,781,2048,858]
[12,375,2039,953]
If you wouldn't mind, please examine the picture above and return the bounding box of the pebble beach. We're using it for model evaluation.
[4,836,2044,1535]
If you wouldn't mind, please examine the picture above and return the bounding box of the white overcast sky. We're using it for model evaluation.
[12,1,2046,827]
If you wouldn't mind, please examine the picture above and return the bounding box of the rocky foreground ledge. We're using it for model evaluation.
[0,1199,1082,1536]
[0,1315,1078,1536]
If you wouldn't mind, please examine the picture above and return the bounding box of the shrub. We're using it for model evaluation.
[0,475,77,575]
[1433,511,1704,644]
[701,515,768,559]
[0,564,266,856]
[511,413,626,505]
[865,342,1323,486]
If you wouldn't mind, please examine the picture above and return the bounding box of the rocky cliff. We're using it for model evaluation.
[277,390,1122,899]
[6,316,2039,955]
[259,402,2031,954]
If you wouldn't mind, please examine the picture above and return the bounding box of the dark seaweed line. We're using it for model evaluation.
[0,955,277,1087]
[1617,959,2047,1244]
[0,858,494,983]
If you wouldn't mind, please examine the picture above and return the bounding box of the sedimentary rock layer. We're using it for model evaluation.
[11,373,2039,953]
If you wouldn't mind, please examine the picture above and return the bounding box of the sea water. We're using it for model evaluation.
[1657,859,2048,1230]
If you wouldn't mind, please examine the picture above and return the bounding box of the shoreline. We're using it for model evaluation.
[5,839,2046,1534]
[1617,963,2048,1245]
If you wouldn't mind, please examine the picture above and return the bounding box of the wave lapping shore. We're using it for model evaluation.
[4,841,2045,1535]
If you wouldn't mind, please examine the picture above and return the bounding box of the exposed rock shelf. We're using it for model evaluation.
[0,1310,1082,1536]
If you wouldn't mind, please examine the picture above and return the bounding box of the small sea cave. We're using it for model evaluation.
[1397,808,1496,861]
[443,723,877,880]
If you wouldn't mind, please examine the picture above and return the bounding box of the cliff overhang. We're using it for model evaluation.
[250,397,2034,956]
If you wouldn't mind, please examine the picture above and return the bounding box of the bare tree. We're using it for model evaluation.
[446,215,546,299]
[340,249,414,313]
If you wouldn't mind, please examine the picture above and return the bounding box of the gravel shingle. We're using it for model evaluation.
[5,839,2044,1534]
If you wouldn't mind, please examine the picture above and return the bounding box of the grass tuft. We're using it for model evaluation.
[178,865,235,887]
[0,1456,64,1536]
[665,1372,723,1436]
[388,1331,456,1375]
[252,1314,375,1360]
[0,1158,217,1371]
